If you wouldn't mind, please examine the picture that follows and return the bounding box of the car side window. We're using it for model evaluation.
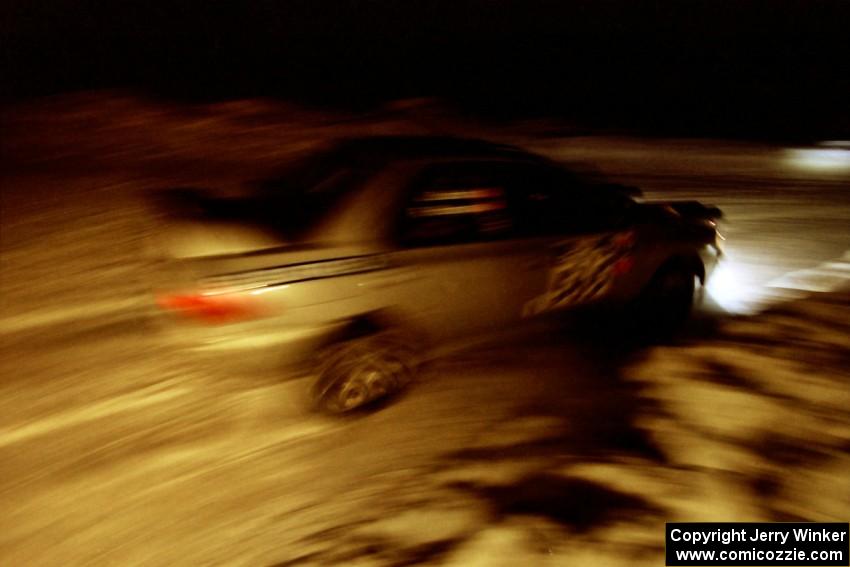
[399,164,515,247]
[509,166,576,236]
[510,165,633,236]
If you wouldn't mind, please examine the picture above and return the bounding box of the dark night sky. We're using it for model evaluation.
[2,0,848,137]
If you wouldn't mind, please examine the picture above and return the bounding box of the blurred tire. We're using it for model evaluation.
[312,331,417,413]
[632,263,696,340]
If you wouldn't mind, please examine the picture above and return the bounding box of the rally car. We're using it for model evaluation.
[149,136,722,412]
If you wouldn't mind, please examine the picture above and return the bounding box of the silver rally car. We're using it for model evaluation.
[150,136,722,412]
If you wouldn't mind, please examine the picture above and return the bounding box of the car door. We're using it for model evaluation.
[384,161,552,343]
[508,163,639,317]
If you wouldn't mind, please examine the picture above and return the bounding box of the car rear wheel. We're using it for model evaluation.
[312,332,417,413]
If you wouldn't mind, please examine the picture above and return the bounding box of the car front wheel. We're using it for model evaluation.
[634,263,696,339]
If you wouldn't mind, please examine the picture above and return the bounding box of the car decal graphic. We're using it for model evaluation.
[523,231,633,317]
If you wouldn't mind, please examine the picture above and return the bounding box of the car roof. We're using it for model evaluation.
[261,135,556,193]
[319,135,550,165]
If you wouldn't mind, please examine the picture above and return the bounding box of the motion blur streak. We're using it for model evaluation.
[784,147,850,172]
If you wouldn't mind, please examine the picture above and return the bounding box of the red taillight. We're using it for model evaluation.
[156,292,262,324]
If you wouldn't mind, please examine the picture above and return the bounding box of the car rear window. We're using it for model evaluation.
[158,147,379,243]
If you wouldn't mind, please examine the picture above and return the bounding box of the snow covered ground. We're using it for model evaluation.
[256,290,849,567]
